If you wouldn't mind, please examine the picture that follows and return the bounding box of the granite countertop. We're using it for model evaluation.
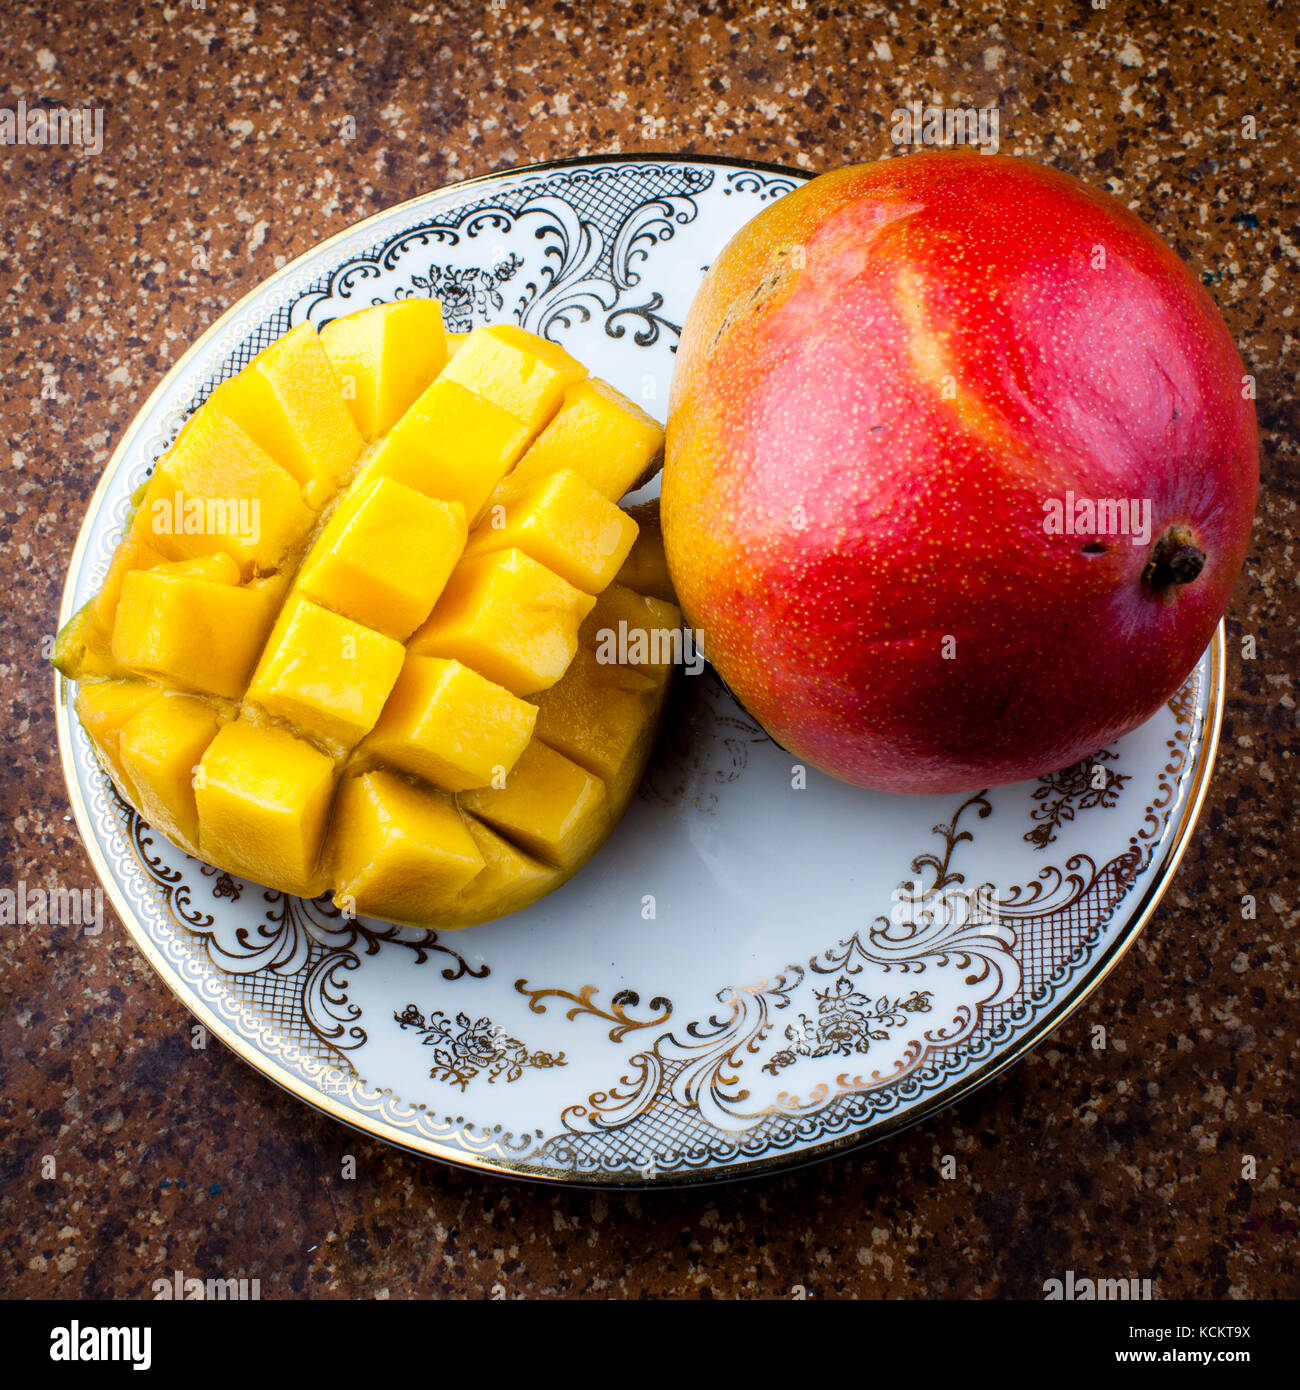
[1,1,1295,1299]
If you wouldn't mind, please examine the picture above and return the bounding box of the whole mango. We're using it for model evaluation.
[664,152,1258,794]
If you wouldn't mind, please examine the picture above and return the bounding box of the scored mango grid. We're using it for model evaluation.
[220,333,615,896]
[102,321,661,916]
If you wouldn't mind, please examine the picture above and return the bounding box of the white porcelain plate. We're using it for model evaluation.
[56,156,1223,1185]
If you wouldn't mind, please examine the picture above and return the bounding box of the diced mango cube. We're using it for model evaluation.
[119,695,222,852]
[531,645,658,790]
[195,721,335,897]
[461,740,608,872]
[444,331,468,361]
[112,566,280,699]
[75,680,168,798]
[581,583,684,684]
[142,402,316,574]
[207,323,363,507]
[329,771,485,924]
[82,525,171,667]
[433,816,560,929]
[320,299,448,440]
[408,548,595,696]
[156,554,242,584]
[354,378,531,522]
[466,469,639,593]
[439,323,587,436]
[296,478,466,641]
[246,596,404,750]
[361,656,537,792]
[501,377,663,501]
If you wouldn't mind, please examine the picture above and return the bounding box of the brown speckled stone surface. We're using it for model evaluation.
[1,1,1295,1300]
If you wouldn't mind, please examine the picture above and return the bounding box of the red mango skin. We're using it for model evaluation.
[663,152,1258,795]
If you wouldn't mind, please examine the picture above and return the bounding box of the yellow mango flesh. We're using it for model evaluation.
[460,739,608,872]
[60,311,680,926]
[439,323,587,437]
[142,402,317,574]
[501,376,664,502]
[83,530,170,670]
[112,566,280,699]
[355,378,531,523]
[74,680,169,800]
[431,815,560,929]
[329,771,486,925]
[530,646,658,789]
[465,468,639,593]
[195,721,335,899]
[246,595,406,752]
[360,655,537,793]
[207,322,363,507]
[582,583,686,684]
[614,500,678,603]
[119,695,222,853]
[320,298,447,440]
[296,477,466,641]
[534,589,682,807]
[409,548,595,696]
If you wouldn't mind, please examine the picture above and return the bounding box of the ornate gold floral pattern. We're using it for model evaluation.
[763,978,934,1075]
[1025,748,1130,848]
[555,678,1203,1153]
[514,980,673,1042]
[559,974,804,1133]
[395,1004,566,1090]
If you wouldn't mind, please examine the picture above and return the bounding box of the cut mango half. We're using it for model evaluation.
[56,308,678,929]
